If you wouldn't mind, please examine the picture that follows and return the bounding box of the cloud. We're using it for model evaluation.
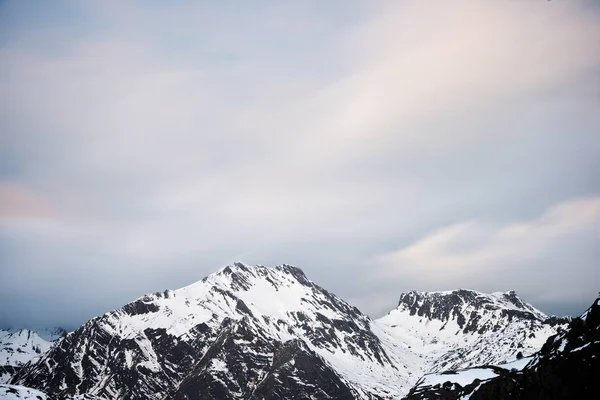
[0,183,53,220]
[0,1,599,327]
[374,196,600,311]
[286,0,600,166]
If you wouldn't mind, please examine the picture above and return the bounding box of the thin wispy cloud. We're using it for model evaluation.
[0,0,598,328]
[376,196,600,305]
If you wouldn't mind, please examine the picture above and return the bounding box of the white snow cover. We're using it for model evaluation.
[0,330,53,367]
[416,367,498,388]
[0,329,62,383]
[375,289,561,373]
[496,355,534,371]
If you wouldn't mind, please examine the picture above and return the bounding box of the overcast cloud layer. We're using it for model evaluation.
[1,0,599,329]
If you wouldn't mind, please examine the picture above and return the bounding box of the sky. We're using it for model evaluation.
[0,0,599,330]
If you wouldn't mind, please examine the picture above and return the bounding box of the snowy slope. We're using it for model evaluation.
[0,329,65,384]
[376,289,567,373]
[13,263,420,399]
[0,330,53,367]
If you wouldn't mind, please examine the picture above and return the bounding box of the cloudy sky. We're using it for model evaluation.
[1,0,599,329]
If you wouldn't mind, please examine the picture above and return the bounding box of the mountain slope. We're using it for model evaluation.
[12,263,418,399]
[376,289,568,373]
[403,297,600,399]
[0,328,66,383]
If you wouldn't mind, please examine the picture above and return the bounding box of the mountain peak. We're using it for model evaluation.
[205,263,310,291]
[217,262,307,278]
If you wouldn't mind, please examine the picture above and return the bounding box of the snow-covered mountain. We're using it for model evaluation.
[0,328,66,383]
[376,289,568,374]
[403,297,600,399]
[8,264,568,399]
[11,263,420,399]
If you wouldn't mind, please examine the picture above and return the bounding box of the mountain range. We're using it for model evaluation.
[1,263,590,399]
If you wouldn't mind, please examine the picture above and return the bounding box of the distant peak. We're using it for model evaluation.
[398,288,484,306]
[396,288,546,321]
[0,327,67,342]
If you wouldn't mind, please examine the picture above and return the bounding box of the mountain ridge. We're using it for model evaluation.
[8,263,569,399]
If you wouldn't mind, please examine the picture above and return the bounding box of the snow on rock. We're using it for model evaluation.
[0,330,53,367]
[376,289,567,373]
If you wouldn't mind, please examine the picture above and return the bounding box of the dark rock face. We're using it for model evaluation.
[250,339,356,400]
[543,315,572,327]
[403,298,600,400]
[122,299,161,316]
[172,320,357,400]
